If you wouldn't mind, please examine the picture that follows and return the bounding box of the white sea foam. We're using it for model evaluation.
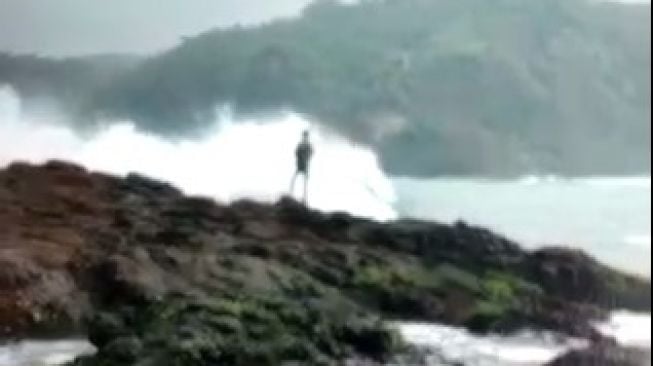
[595,311,652,349]
[394,322,588,366]
[0,339,95,366]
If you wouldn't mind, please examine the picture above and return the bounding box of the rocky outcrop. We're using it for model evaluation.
[548,340,651,366]
[0,161,650,365]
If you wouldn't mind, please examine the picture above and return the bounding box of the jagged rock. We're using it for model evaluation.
[0,161,650,364]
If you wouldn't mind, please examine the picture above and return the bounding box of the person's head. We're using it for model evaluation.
[302,130,310,142]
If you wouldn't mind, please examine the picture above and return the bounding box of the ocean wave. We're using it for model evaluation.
[517,175,561,185]
[0,339,94,366]
[0,85,397,221]
[393,311,652,365]
[393,322,587,366]
[595,311,652,349]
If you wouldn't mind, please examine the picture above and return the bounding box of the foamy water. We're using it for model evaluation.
[0,340,94,366]
[394,323,588,365]
[394,312,652,366]
[596,311,652,349]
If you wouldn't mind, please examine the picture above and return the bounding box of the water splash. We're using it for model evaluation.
[595,311,652,349]
[0,86,396,221]
[394,322,588,366]
[0,339,95,366]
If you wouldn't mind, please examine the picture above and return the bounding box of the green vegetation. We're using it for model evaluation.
[347,261,541,329]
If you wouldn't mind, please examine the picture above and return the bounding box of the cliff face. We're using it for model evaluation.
[0,161,649,365]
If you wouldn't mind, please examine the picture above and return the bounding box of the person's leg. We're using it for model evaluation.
[289,171,298,197]
[302,171,309,204]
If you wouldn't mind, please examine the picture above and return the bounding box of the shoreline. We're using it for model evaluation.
[3,311,651,366]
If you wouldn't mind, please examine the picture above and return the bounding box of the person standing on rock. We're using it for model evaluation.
[290,130,313,204]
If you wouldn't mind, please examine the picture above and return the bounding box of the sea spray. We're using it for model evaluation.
[595,311,652,349]
[0,340,95,366]
[0,86,396,221]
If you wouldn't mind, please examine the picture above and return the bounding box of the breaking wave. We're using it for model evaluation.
[0,86,397,221]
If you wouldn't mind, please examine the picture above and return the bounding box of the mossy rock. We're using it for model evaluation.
[71,294,402,366]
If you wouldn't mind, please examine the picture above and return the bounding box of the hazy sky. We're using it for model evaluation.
[0,0,648,57]
[0,0,313,57]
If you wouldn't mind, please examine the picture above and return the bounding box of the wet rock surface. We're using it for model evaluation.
[0,161,650,365]
[548,339,651,366]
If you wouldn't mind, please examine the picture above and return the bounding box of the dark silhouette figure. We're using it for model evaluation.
[290,130,313,203]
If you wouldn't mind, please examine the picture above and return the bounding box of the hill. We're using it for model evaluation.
[0,53,139,121]
[0,0,650,176]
